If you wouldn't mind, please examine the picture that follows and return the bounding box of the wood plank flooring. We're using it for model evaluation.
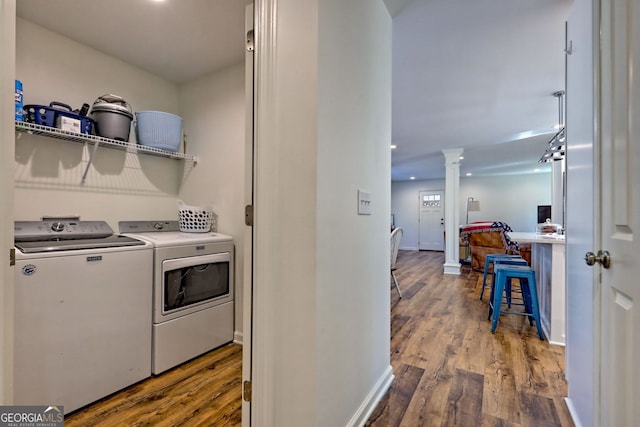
[64,343,242,426]
[366,250,573,427]
[64,250,572,426]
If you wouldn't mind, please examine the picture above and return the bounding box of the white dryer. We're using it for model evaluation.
[119,221,234,374]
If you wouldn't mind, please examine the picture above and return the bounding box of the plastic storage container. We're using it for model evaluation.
[90,94,134,141]
[177,200,214,233]
[15,80,24,121]
[23,102,94,134]
[135,111,183,152]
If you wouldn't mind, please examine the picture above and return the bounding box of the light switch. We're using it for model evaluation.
[358,190,371,215]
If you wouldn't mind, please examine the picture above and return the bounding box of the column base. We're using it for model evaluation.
[443,262,461,275]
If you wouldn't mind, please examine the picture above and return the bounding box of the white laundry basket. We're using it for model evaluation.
[177,200,214,232]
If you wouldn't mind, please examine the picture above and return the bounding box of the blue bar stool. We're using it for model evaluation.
[487,261,534,319]
[493,257,529,307]
[480,254,526,301]
[488,255,529,308]
[487,262,532,323]
[488,264,545,340]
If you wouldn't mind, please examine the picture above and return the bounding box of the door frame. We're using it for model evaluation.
[592,0,602,423]
[242,2,255,425]
[249,0,277,424]
[0,0,16,404]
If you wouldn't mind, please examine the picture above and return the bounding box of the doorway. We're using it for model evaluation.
[418,190,444,251]
[3,0,252,419]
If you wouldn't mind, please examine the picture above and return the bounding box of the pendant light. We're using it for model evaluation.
[539,91,566,163]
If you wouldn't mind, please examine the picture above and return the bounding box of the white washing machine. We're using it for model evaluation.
[13,220,153,414]
[119,221,234,374]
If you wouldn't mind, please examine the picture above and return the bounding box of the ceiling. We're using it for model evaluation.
[16,0,573,181]
[16,0,247,84]
[387,0,573,180]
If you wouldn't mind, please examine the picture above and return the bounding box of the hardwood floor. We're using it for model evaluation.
[64,343,242,426]
[64,250,572,426]
[366,250,574,427]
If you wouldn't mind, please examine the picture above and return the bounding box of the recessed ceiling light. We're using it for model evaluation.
[459,156,464,160]
[391,144,397,149]
[534,168,541,172]
[466,173,472,176]
[410,176,415,180]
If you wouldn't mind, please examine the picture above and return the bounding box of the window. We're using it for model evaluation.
[422,194,441,207]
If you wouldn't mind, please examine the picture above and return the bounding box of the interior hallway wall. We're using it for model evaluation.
[179,62,246,340]
[252,0,392,425]
[392,173,552,250]
[564,0,596,424]
[316,1,392,425]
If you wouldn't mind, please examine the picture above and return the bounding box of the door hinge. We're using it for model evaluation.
[246,30,255,52]
[245,205,254,226]
[9,248,15,266]
[243,380,252,402]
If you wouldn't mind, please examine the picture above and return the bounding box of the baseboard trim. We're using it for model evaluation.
[233,330,243,345]
[399,246,418,251]
[346,365,394,427]
[564,397,584,427]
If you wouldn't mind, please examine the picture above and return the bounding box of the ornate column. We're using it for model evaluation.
[442,148,463,275]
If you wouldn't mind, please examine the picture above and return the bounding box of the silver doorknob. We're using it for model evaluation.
[585,250,611,269]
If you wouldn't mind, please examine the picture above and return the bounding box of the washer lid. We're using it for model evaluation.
[15,234,146,253]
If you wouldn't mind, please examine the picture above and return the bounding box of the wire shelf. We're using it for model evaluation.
[15,121,198,163]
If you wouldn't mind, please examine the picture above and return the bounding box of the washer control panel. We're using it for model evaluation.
[14,221,114,241]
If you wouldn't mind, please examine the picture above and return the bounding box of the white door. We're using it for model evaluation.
[418,190,444,251]
[597,0,640,424]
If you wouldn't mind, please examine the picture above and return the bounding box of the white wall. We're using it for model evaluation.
[392,173,552,250]
[316,1,392,426]
[252,0,392,425]
[15,18,183,225]
[565,0,596,424]
[178,63,246,340]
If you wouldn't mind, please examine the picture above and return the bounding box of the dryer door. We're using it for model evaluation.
[159,252,232,321]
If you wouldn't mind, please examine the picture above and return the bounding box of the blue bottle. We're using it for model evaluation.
[15,80,24,121]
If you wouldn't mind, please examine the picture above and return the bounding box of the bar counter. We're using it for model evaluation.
[507,232,566,345]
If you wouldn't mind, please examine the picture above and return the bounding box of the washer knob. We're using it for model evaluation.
[51,222,65,232]
[153,222,164,230]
